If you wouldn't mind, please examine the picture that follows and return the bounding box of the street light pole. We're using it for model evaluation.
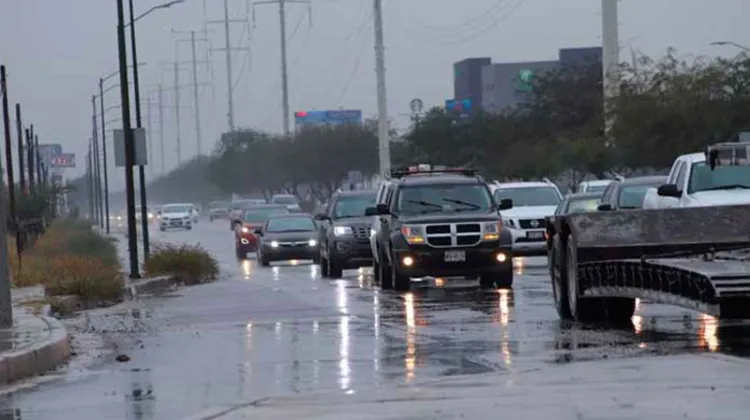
[99,78,111,234]
[129,0,151,259]
[710,41,750,52]
[116,0,140,279]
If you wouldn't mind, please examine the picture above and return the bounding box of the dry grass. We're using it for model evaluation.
[144,243,219,285]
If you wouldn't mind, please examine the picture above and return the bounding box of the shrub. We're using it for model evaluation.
[33,221,118,265]
[43,255,124,302]
[144,243,219,285]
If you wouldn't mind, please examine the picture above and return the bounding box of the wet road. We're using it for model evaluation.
[2,220,750,419]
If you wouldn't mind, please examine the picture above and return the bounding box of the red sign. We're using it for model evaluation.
[50,153,76,168]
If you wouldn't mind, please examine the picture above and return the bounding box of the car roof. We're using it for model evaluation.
[619,175,667,186]
[580,179,613,186]
[398,175,482,186]
[335,189,377,196]
[244,204,287,209]
[567,192,601,200]
[494,181,554,189]
[267,213,312,219]
[163,203,192,206]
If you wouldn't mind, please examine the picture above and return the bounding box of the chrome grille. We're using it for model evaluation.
[424,223,482,248]
[352,225,370,241]
[519,218,545,229]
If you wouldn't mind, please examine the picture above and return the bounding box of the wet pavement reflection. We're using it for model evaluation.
[2,222,750,419]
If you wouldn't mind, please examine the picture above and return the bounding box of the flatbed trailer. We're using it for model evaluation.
[545,204,750,322]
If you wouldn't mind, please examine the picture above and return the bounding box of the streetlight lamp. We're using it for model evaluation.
[710,41,750,52]
[127,0,186,260]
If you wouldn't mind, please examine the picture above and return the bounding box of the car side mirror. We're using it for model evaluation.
[597,203,613,211]
[375,204,389,215]
[497,198,513,210]
[254,228,263,235]
[365,207,378,216]
[314,213,329,221]
[657,184,681,198]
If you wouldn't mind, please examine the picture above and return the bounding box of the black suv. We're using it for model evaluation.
[315,189,377,278]
[368,167,514,291]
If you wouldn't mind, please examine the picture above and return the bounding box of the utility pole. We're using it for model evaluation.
[373,0,390,176]
[174,61,182,165]
[15,104,25,193]
[191,31,203,154]
[34,135,41,196]
[158,85,165,174]
[87,143,95,221]
[206,1,250,132]
[147,95,154,176]
[172,29,210,157]
[601,0,619,139]
[99,79,111,233]
[1,66,16,228]
[253,0,310,136]
[0,65,14,329]
[26,126,34,193]
[92,95,104,228]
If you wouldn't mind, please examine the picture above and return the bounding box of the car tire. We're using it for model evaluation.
[379,251,393,290]
[259,250,270,267]
[329,257,343,278]
[186,225,192,230]
[391,260,410,291]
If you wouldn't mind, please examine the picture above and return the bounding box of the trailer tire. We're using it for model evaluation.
[566,239,602,322]
[551,234,573,320]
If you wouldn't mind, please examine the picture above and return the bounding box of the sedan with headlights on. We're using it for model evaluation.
[255,214,320,266]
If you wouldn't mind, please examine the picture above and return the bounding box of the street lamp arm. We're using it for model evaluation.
[126,0,186,27]
[710,41,750,52]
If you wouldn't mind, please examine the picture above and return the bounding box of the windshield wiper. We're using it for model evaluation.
[407,200,443,208]
[442,198,480,210]
[699,184,750,192]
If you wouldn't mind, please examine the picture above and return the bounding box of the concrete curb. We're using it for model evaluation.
[128,275,181,298]
[0,315,70,385]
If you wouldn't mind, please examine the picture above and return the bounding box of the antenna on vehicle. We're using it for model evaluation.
[542,177,553,184]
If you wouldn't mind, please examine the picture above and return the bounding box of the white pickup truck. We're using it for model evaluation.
[642,141,750,209]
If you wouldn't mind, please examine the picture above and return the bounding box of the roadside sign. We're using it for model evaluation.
[38,144,63,167]
[114,128,147,167]
[50,153,76,168]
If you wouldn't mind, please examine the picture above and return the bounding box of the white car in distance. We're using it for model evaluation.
[490,180,563,257]
[159,203,196,231]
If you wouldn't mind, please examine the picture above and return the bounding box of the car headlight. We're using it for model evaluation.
[333,226,352,236]
[148,212,154,219]
[241,227,249,233]
[308,239,318,247]
[270,240,280,248]
[400,225,425,244]
[370,228,376,237]
[502,218,516,229]
[482,221,502,241]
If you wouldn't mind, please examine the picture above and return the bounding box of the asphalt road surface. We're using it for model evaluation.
[2,220,750,419]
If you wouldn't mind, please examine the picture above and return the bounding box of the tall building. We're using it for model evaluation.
[452,47,603,114]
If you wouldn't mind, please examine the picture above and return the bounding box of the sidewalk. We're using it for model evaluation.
[0,287,70,385]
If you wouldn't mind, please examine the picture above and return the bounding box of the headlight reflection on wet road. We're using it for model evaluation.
[404,293,417,382]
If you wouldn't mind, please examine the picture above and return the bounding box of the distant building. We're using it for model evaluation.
[452,47,603,114]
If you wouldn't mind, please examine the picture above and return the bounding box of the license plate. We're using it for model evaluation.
[527,231,544,240]
[444,250,466,262]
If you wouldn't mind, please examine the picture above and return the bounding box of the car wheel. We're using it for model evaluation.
[391,258,410,291]
[320,255,330,277]
[258,249,270,267]
[329,257,343,278]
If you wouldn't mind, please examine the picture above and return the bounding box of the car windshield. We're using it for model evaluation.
[266,216,316,232]
[162,205,191,213]
[333,194,376,218]
[494,187,560,207]
[397,184,493,215]
[210,201,229,209]
[581,183,610,193]
[566,198,599,214]
[231,200,258,210]
[619,184,661,208]
[688,162,750,193]
[272,196,298,205]
[244,207,288,223]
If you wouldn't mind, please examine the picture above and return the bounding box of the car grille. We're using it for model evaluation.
[518,218,546,229]
[424,223,481,248]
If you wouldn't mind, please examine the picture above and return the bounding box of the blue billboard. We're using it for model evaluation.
[445,99,472,119]
[294,109,363,128]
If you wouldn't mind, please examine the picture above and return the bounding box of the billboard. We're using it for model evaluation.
[38,144,63,167]
[445,99,472,119]
[294,110,363,128]
[50,153,76,168]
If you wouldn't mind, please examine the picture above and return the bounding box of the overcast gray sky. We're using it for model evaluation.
[0,0,746,191]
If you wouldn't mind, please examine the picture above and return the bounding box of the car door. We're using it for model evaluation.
[377,185,396,263]
[665,161,687,208]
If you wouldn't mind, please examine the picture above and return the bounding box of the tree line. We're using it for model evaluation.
[67,48,750,209]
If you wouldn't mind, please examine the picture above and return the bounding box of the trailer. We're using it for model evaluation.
[546,203,750,322]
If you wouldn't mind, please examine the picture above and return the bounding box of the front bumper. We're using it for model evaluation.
[508,227,547,256]
[392,245,512,278]
[330,239,373,267]
[238,234,259,250]
[262,243,318,261]
[160,218,192,229]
